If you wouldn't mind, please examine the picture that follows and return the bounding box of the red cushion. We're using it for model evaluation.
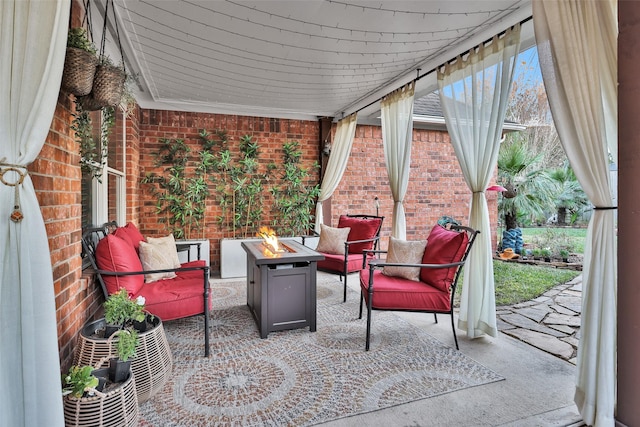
[134,275,211,321]
[337,215,382,254]
[317,252,372,275]
[419,225,469,292]
[95,234,145,296]
[112,227,135,249]
[360,269,450,312]
[121,222,145,252]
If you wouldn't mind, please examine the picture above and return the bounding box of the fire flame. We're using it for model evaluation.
[257,226,283,254]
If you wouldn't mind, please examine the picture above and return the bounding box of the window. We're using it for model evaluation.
[81,107,126,229]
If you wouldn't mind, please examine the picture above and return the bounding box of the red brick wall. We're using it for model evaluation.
[137,110,321,272]
[329,125,498,249]
[29,91,104,371]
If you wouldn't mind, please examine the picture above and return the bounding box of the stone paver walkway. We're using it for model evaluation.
[496,274,583,364]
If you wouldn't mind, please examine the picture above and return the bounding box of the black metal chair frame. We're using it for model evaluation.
[359,224,479,351]
[81,223,212,357]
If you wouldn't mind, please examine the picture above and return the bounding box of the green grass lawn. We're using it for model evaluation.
[457,260,582,307]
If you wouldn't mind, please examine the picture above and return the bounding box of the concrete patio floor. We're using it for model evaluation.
[310,272,585,427]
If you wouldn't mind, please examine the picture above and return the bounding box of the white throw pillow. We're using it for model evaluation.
[138,234,181,282]
[382,237,427,281]
[315,224,351,255]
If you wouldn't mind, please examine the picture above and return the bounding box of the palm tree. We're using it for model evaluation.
[548,161,589,225]
[497,138,555,230]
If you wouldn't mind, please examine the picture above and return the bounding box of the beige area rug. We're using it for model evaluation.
[138,274,503,426]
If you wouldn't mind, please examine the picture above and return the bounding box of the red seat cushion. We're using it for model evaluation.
[317,252,371,274]
[420,225,469,292]
[360,269,450,312]
[135,275,210,321]
[95,234,145,296]
[337,215,382,254]
[175,260,208,280]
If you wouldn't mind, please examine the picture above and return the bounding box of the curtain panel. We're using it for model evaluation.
[437,24,521,339]
[381,81,415,240]
[0,1,70,426]
[533,1,618,425]
[315,113,358,232]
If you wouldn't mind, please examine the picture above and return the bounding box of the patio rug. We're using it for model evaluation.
[138,274,503,426]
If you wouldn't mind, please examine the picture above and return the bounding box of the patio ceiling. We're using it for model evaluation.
[94,0,534,123]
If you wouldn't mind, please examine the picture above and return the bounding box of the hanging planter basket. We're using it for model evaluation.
[91,63,126,108]
[61,47,99,96]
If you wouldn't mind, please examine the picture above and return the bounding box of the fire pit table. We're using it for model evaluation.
[242,239,324,338]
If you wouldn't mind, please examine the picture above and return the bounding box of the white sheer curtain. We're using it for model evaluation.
[534,1,617,425]
[0,1,69,426]
[437,24,521,339]
[381,81,415,239]
[315,113,358,232]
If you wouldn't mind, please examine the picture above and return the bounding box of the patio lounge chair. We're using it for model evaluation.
[359,224,479,350]
[315,214,384,302]
[81,222,212,356]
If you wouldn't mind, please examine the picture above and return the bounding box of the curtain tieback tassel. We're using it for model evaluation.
[0,159,27,223]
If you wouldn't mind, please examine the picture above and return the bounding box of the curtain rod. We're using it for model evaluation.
[346,15,533,118]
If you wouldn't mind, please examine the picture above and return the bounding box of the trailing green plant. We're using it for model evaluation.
[205,131,270,238]
[62,365,100,398]
[73,101,114,182]
[269,140,321,236]
[141,135,216,239]
[113,328,139,362]
[104,289,146,326]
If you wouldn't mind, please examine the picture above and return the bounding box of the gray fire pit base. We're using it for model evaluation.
[242,240,324,338]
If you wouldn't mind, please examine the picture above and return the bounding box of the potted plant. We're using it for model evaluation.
[109,328,139,383]
[531,248,543,260]
[541,248,552,263]
[103,289,147,336]
[559,249,570,263]
[62,365,101,398]
[61,27,98,96]
[62,359,139,427]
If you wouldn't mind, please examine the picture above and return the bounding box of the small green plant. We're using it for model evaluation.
[104,289,146,326]
[531,248,543,259]
[540,248,552,260]
[270,140,320,236]
[113,328,139,362]
[67,28,97,54]
[62,365,100,398]
[559,249,570,261]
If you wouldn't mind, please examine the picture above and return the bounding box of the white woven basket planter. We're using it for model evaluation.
[74,315,173,403]
[63,370,138,427]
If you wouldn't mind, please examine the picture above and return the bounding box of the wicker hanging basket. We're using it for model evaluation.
[61,47,99,96]
[76,94,104,112]
[62,367,138,427]
[74,315,173,403]
[90,64,126,108]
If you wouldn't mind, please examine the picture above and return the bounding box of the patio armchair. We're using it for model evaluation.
[359,224,479,350]
[315,214,384,302]
[81,222,212,356]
